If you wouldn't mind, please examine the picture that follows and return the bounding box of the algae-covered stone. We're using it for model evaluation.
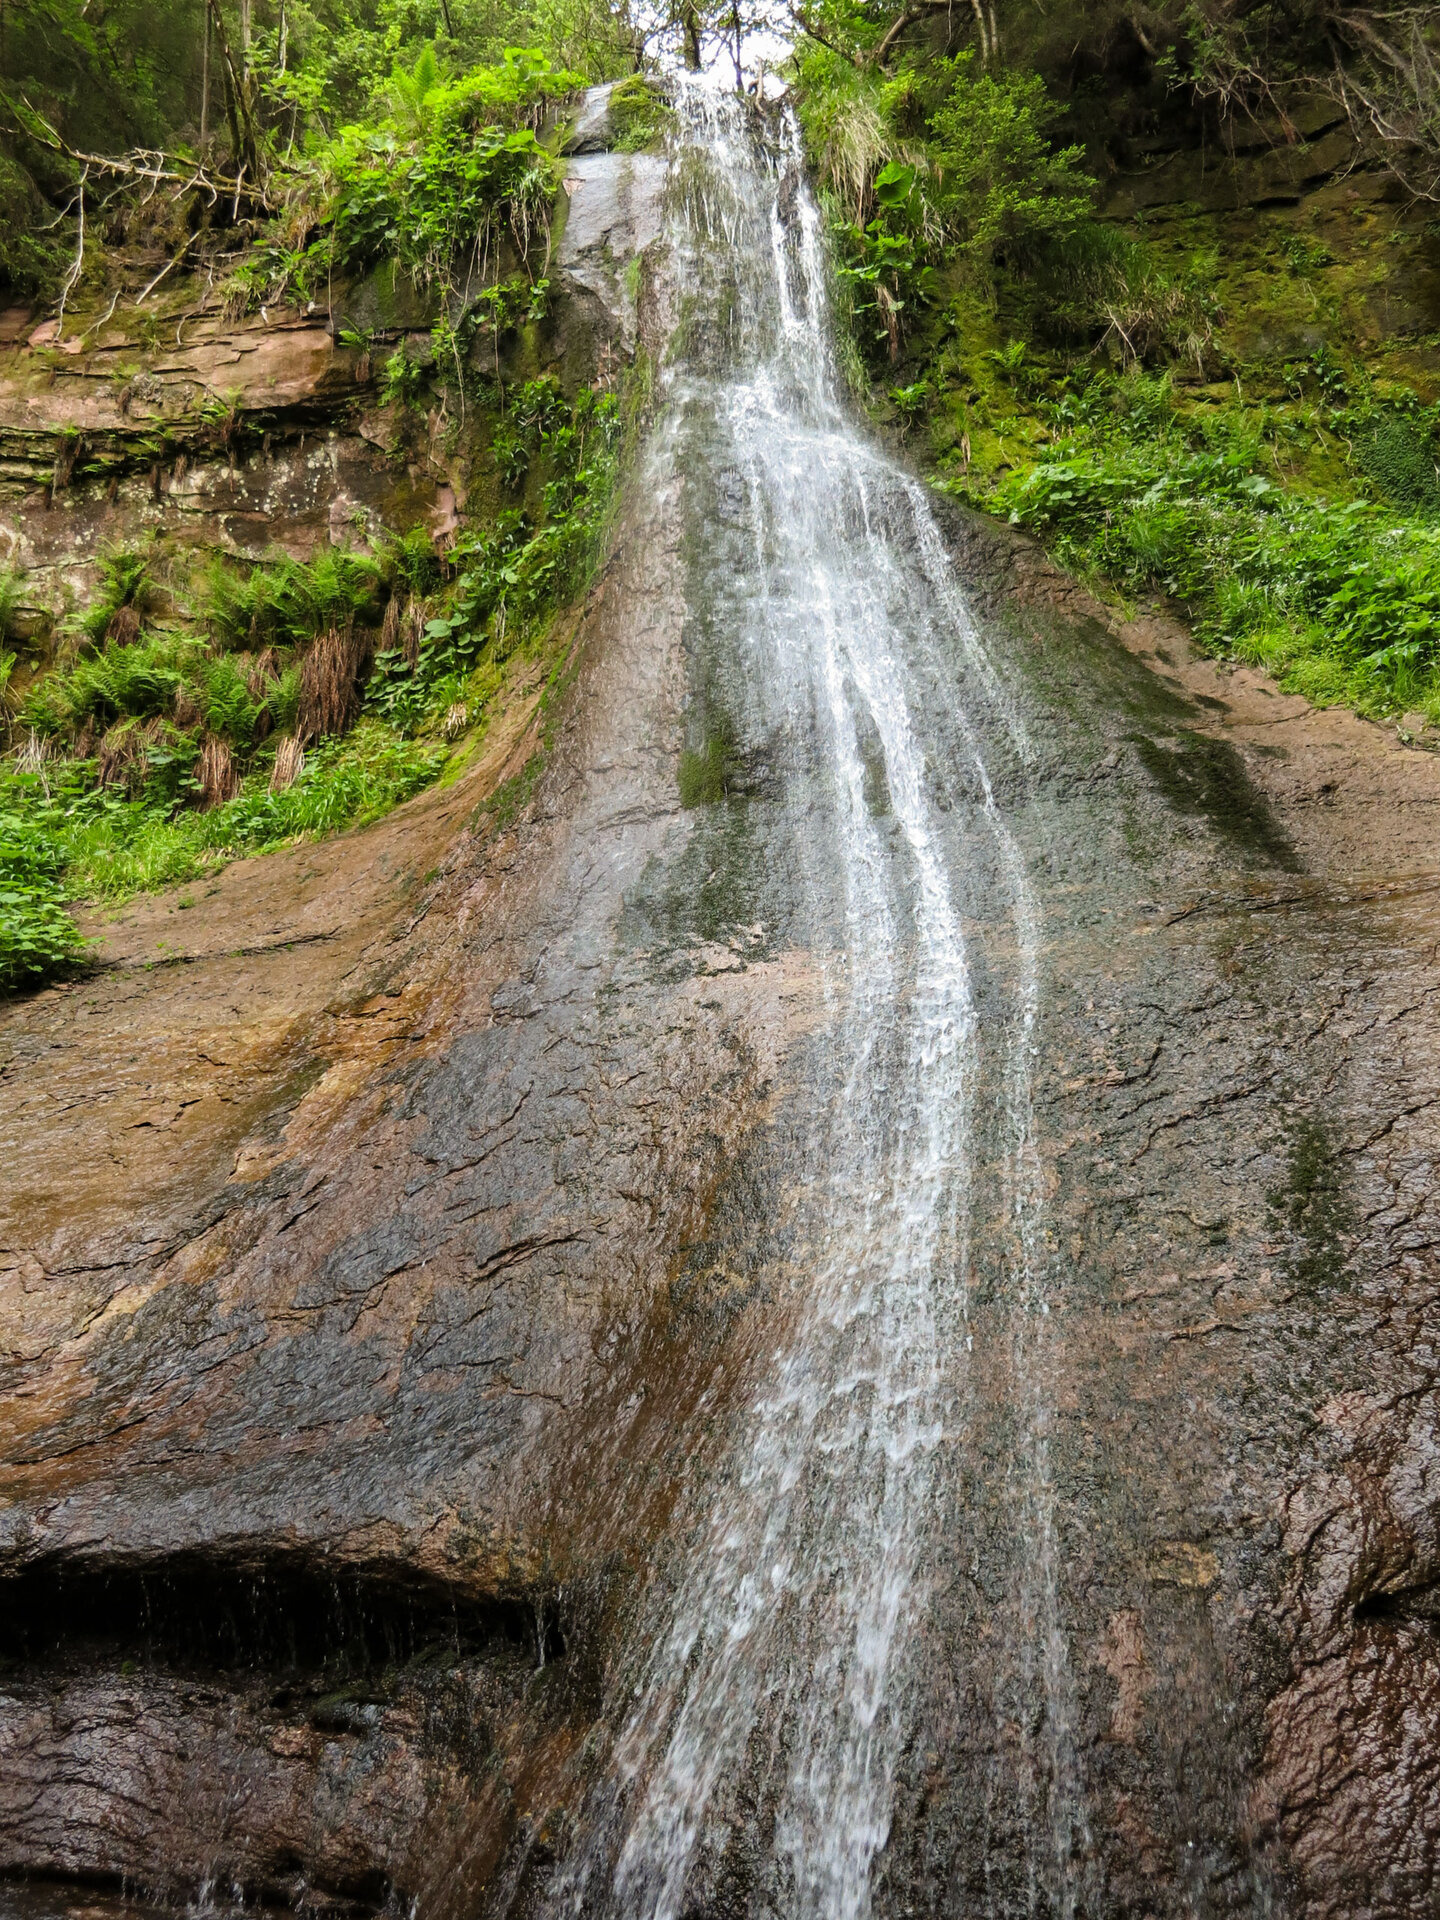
[336,258,443,336]
[552,149,669,366]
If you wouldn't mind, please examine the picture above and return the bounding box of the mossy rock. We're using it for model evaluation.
[609,76,676,155]
[337,260,442,337]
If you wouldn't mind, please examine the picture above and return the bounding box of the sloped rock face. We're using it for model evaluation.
[0,93,693,1918]
[8,479,1440,1920]
[0,419,805,1917]
[6,94,1440,1920]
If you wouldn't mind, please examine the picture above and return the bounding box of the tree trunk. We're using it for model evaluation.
[681,0,703,71]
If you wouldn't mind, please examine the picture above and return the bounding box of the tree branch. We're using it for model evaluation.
[788,3,856,61]
[17,104,279,212]
[868,0,966,67]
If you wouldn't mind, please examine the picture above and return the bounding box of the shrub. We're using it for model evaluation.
[1356,415,1440,517]
[0,796,86,990]
[793,47,890,221]
[29,634,193,734]
[988,435,1440,715]
[321,50,575,293]
[77,550,160,647]
[926,55,1095,268]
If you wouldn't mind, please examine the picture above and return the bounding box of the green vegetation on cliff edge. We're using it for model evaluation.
[6,0,1440,983]
[789,0,1440,732]
[0,0,640,988]
[0,369,621,986]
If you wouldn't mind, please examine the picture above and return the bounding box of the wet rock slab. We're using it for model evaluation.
[6,104,1440,1920]
[553,149,669,364]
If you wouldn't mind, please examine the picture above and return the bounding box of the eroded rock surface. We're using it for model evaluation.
[5,90,1440,1920]
[0,85,673,630]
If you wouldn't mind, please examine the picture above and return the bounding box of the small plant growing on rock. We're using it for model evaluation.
[78,549,160,649]
[609,76,676,153]
[381,348,428,406]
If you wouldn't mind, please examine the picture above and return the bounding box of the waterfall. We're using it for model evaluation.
[548,79,1079,1919]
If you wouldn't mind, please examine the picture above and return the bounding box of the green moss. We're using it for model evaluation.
[1268,1115,1353,1292]
[608,75,676,154]
[792,36,1440,731]
[678,730,733,807]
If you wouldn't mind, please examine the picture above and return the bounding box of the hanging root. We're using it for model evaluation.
[54,168,87,343]
[51,431,86,495]
[297,625,366,739]
[403,599,426,669]
[380,592,403,657]
[105,604,142,647]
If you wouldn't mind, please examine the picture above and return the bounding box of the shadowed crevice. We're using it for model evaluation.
[0,1549,567,1678]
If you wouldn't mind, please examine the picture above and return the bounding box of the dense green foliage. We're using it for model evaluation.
[0,800,88,987]
[227,45,578,318]
[0,0,634,175]
[0,368,621,987]
[793,35,1211,372]
[1,725,442,922]
[0,0,639,302]
[0,0,639,990]
[791,0,1440,730]
[959,371,1440,718]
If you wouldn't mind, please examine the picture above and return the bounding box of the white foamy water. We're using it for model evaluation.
[549,80,1077,1920]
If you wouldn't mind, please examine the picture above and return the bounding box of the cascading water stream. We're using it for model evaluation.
[550,80,1080,1919]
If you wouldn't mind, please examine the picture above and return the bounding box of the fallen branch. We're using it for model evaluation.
[17,102,281,212]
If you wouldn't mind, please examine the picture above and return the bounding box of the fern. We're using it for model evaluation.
[1356,416,1440,518]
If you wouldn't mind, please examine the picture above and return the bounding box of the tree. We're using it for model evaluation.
[926,53,1093,263]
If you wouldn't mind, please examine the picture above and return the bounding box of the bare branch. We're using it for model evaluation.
[55,166,86,341]
[16,100,279,211]
[867,0,971,67]
[787,3,858,61]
